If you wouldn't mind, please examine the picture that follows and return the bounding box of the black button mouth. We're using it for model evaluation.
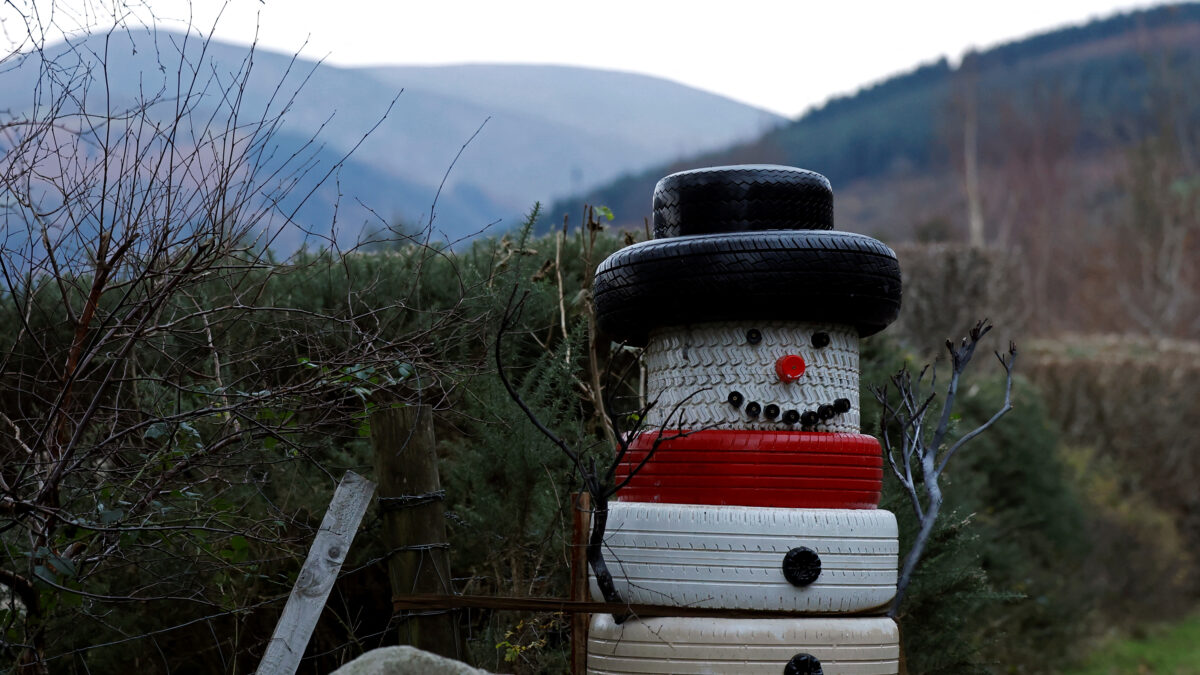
[728,391,853,427]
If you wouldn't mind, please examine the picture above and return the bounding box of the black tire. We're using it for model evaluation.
[593,231,901,345]
[652,165,833,239]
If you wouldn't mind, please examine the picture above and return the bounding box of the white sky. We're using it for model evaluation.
[11,0,1171,117]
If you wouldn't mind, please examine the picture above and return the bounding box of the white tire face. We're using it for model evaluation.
[643,321,860,434]
[591,503,897,612]
[588,614,899,675]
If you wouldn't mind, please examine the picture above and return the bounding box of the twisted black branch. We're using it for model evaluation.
[874,320,1017,616]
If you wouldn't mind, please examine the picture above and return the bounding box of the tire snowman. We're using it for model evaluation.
[587,166,904,675]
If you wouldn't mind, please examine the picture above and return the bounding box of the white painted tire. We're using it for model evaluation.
[588,614,899,675]
[590,503,896,612]
[643,322,861,434]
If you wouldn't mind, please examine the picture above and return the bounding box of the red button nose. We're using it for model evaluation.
[775,354,806,382]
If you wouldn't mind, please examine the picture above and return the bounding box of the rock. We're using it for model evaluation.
[331,646,492,675]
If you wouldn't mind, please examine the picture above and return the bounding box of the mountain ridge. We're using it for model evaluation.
[1,29,784,246]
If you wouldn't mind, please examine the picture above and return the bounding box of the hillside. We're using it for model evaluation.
[0,30,783,246]
[560,3,1200,242]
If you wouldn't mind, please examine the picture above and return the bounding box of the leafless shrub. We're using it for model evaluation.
[0,5,489,671]
[890,244,1029,350]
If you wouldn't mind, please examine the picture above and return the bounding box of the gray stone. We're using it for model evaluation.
[331,646,492,675]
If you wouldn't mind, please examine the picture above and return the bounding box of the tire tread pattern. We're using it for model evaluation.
[653,165,834,238]
[588,614,899,674]
[594,232,901,345]
[591,503,897,612]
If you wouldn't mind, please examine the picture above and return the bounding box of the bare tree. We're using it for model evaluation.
[0,5,490,671]
[953,53,986,247]
[872,320,1016,615]
[1105,47,1200,338]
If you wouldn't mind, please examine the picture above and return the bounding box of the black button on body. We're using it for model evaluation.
[746,328,762,345]
[784,653,823,675]
[833,398,851,413]
[782,409,800,425]
[745,401,761,417]
[728,391,744,407]
[810,332,831,349]
[800,410,818,427]
[782,546,822,587]
[817,404,834,420]
[764,404,780,419]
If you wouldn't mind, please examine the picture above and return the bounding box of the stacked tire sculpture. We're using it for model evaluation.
[588,165,903,675]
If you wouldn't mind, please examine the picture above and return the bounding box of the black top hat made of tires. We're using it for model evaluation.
[593,165,903,346]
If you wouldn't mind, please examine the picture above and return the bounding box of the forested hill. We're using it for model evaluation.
[554,3,1200,235]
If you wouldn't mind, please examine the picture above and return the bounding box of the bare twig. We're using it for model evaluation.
[874,320,1017,615]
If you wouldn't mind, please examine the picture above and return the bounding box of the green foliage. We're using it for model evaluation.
[1061,611,1200,675]
[437,217,629,673]
[1027,336,1200,628]
[862,332,1094,673]
[8,200,1176,672]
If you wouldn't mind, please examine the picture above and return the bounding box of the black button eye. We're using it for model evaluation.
[811,332,831,349]
[764,404,780,420]
[746,328,762,345]
[782,409,800,425]
[745,401,761,417]
[728,391,744,407]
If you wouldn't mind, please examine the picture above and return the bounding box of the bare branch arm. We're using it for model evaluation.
[937,343,1017,474]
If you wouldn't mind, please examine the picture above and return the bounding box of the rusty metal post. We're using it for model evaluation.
[570,492,592,675]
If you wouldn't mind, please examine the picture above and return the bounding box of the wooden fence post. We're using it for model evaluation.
[371,403,462,660]
[570,492,592,675]
[258,471,376,675]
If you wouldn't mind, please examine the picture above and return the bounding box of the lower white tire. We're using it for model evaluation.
[591,502,897,612]
[587,614,899,675]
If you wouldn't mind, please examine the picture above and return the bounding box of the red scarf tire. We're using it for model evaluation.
[617,430,882,509]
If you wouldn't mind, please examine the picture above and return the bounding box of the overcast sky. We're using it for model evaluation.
[10,0,1173,117]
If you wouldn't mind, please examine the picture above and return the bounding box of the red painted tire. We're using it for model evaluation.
[616,430,881,509]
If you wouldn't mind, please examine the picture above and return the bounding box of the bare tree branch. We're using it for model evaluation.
[875,320,1017,616]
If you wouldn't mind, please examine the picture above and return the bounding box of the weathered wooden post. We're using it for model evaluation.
[258,471,376,675]
[371,403,462,660]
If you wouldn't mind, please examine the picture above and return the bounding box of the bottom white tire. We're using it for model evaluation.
[587,614,899,675]
[591,502,897,612]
